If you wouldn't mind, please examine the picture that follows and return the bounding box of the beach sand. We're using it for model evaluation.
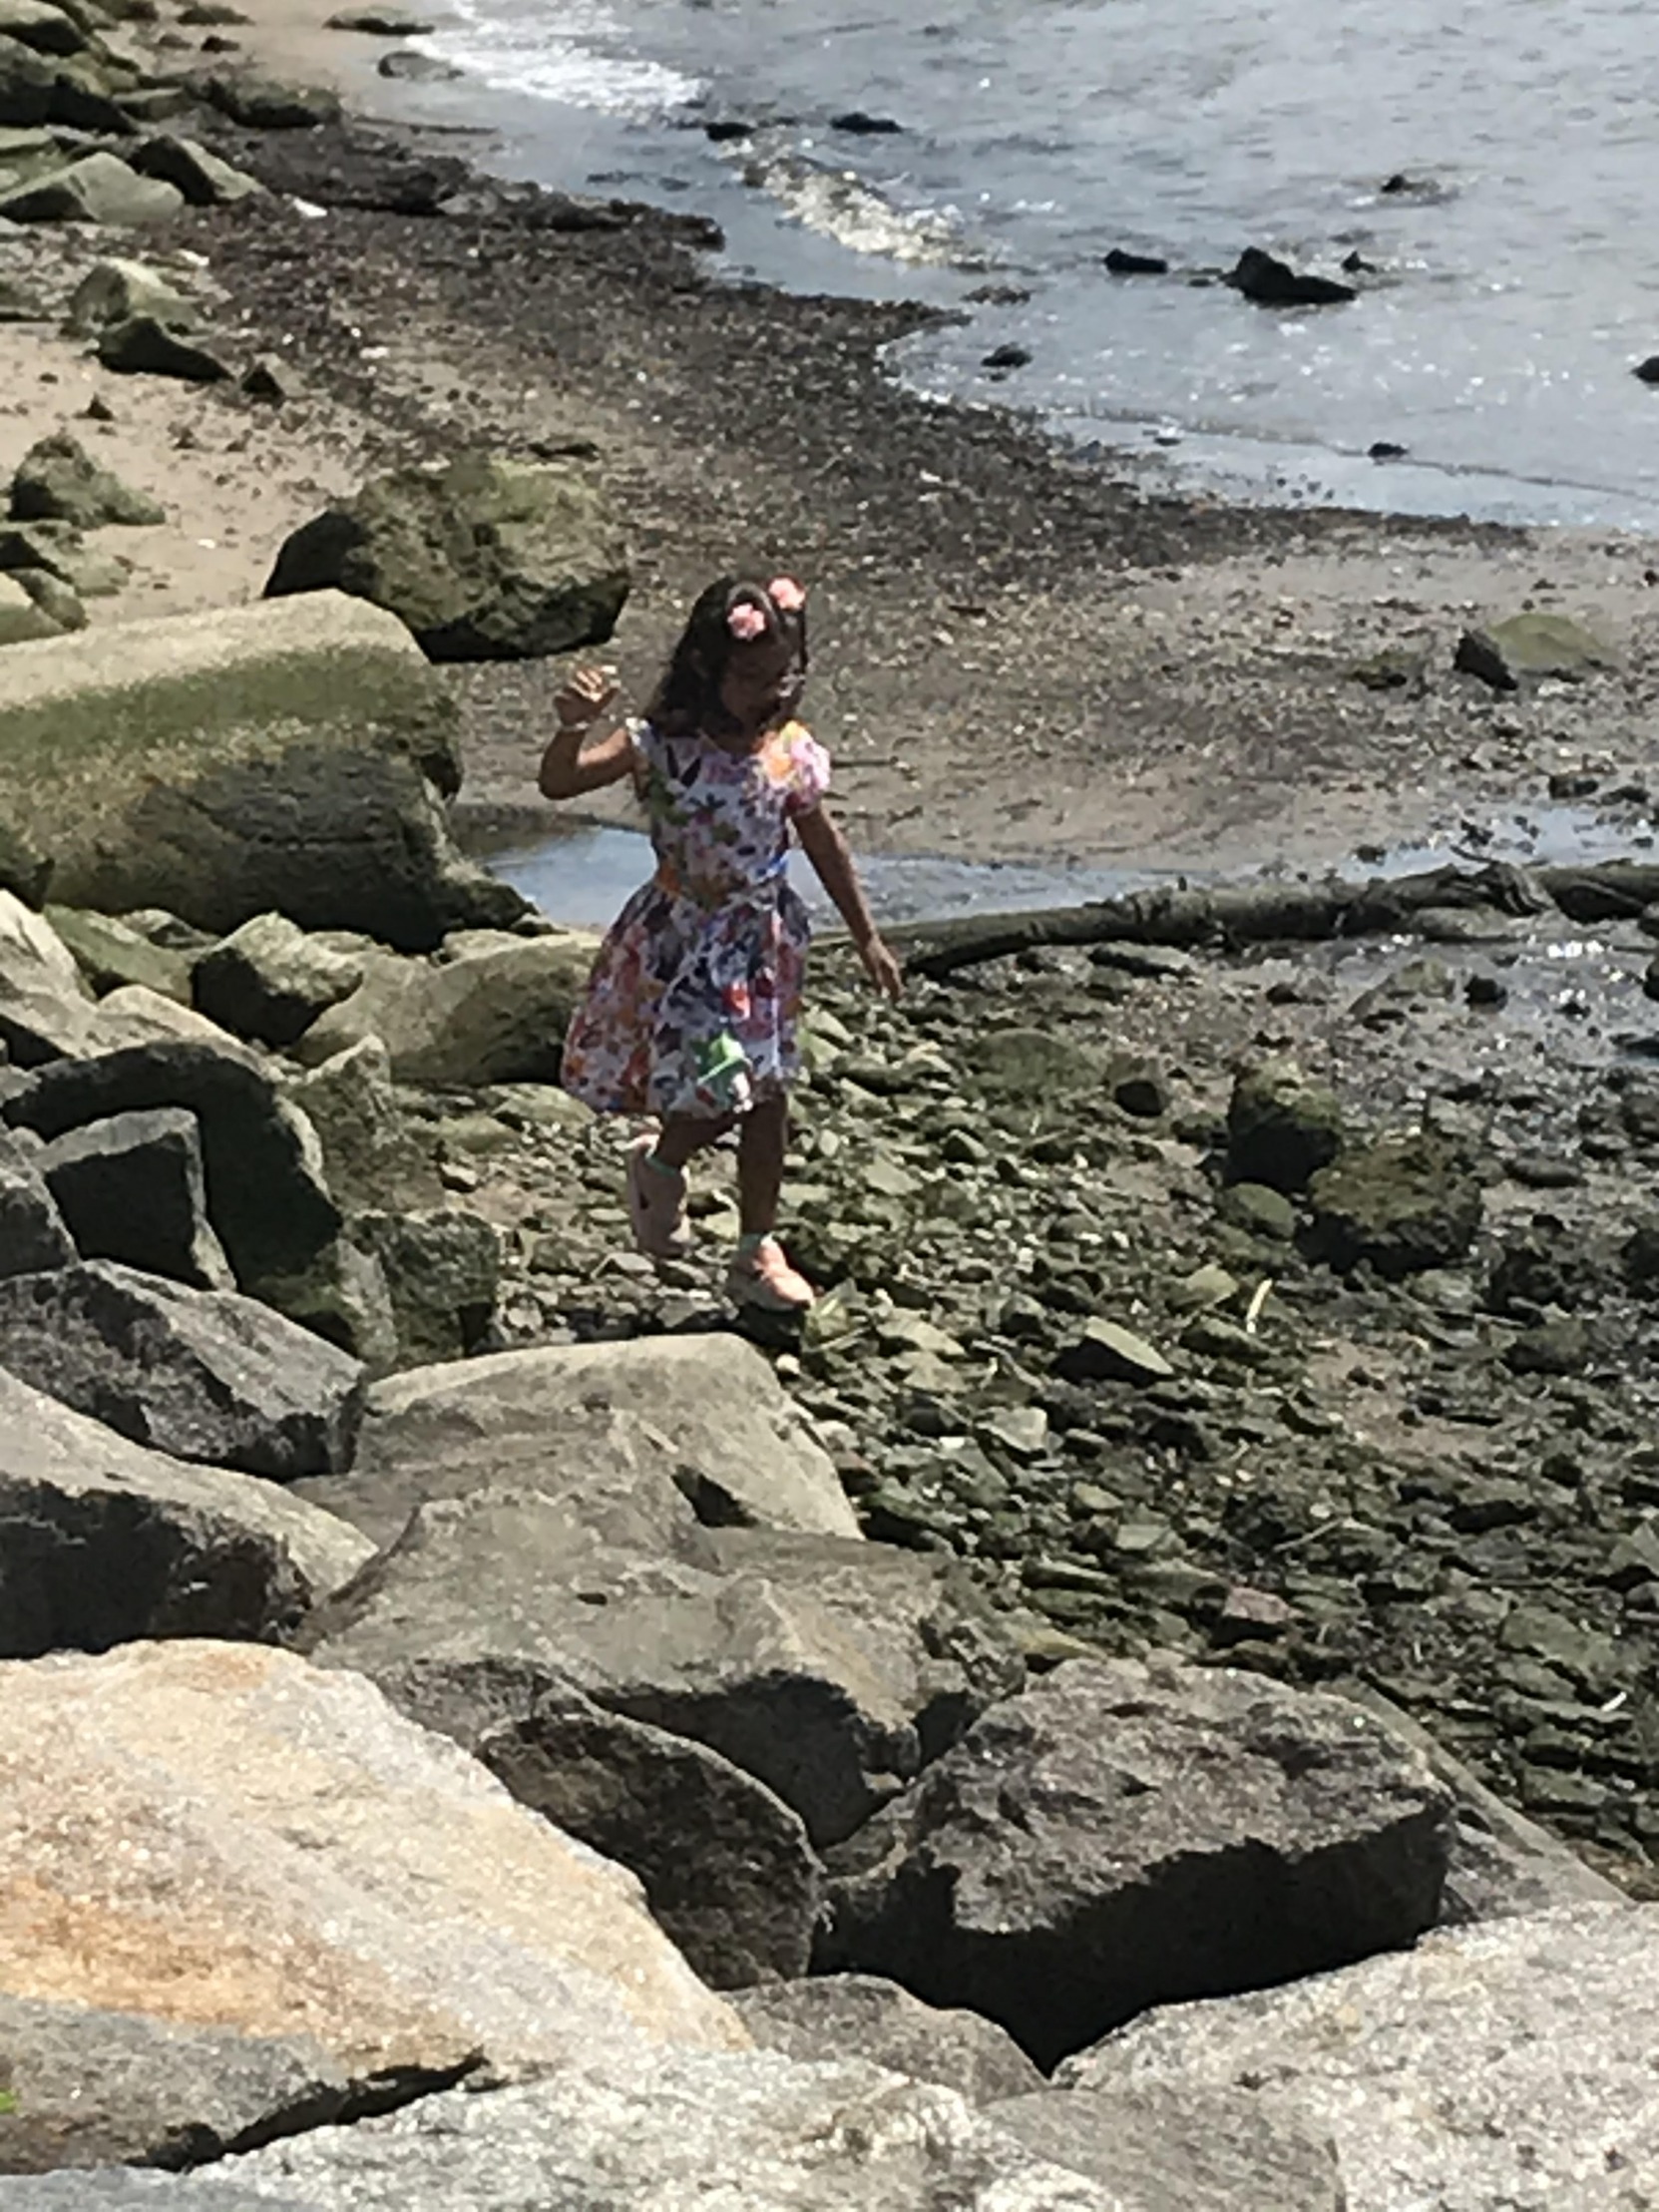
[6,0,1658,876]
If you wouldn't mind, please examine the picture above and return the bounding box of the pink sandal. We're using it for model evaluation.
[626,1134,689,1259]
[725,1236,816,1313]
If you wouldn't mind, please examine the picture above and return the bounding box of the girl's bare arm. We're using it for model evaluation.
[538,664,633,800]
[794,804,902,998]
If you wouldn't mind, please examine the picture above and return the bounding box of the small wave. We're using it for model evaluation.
[730,141,978,268]
[420,0,702,114]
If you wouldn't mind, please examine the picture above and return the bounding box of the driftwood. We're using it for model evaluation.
[874,858,1659,980]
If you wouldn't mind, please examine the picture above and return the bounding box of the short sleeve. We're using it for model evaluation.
[784,727,831,819]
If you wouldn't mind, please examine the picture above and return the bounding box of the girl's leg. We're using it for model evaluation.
[736,1092,788,1237]
[652,1111,732,1170]
[627,1112,726,1258]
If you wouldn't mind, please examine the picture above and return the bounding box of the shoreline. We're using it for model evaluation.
[8,0,1659,884]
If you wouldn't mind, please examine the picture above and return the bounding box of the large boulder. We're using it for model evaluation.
[0,150,184,224]
[390,1660,824,1991]
[3,1041,342,1297]
[0,571,58,643]
[209,2050,1127,2209]
[295,1333,861,1547]
[0,32,52,123]
[96,316,229,382]
[11,430,166,528]
[0,1126,74,1274]
[0,887,93,1064]
[0,1,86,57]
[732,1977,1043,2105]
[205,71,341,128]
[0,1262,365,1478]
[1454,612,1617,690]
[0,594,524,950]
[0,1640,743,2083]
[282,1036,440,1211]
[291,932,601,1084]
[0,1368,372,1653]
[193,912,364,1048]
[820,1655,1450,2067]
[43,906,196,1002]
[350,1205,500,1364]
[65,254,198,335]
[303,1495,1025,1849]
[1063,1901,1659,2209]
[1308,1129,1483,1277]
[36,1106,234,1288]
[264,453,629,664]
[1225,1058,1343,1192]
[128,130,262,206]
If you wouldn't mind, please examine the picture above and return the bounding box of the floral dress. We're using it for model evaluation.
[562,717,831,1119]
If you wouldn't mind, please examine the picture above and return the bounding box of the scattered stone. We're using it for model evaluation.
[129,129,262,205]
[966,1025,1099,1099]
[66,255,197,334]
[981,342,1032,370]
[37,1106,233,1289]
[0,517,129,595]
[1226,1058,1344,1191]
[3,1039,342,1296]
[0,1260,365,1477]
[10,429,165,528]
[0,1123,74,1275]
[831,109,903,133]
[297,1332,862,1550]
[96,313,228,380]
[43,904,194,1001]
[385,1662,824,1991]
[48,51,137,134]
[0,0,85,56]
[1062,1901,1659,2211]
[1308,1129,1482,1277]
[820,1655,1448,2067]
[205,70,341,128]
[1054,1319,1173,1386]
[0,148,183,223]
[1635,355,1659,386]
[0,569,59,643]
[265,453,630,663]
[304,1501,1024,1849]
[1229,246,1356,306]
[0,1640,741,2077]
[376,46,459,79]
[326,2,434,27]
[732,1977,1043,2104]
[292,932,603,1083]
[0,595,519,948]
[193,911,364,1048]
[1217,1178,1296,1240]
[351,1204,501,1365]
[8,564,84,631]
[0,1366,371,1651]
[1104,246,1169,274]
[986,2084,1346,2212]
[1107,1053,1169,1118]
[0,30,52,125]
[1504,1317,1591,1376]
[240,353,290,401]
[1454,612,1616,690]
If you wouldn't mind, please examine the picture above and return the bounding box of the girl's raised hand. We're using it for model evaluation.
[555,664,621,728]
[860,934,904,1001]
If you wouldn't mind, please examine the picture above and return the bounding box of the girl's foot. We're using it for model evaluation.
[626,1134,689,1258]
[725,1235,816,1313]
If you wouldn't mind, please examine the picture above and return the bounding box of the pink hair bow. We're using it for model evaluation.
[727,602,768,642]
[767,575,805,613]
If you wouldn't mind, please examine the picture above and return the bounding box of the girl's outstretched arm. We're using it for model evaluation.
[539,665,635,800]
[795,804,903,999]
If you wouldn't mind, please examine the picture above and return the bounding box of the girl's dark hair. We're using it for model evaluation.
[646,574,808,736]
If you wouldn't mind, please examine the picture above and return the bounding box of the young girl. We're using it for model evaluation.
[542,573,902,1314]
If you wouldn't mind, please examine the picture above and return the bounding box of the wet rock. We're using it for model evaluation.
[0,1260,364,1478]
[3,1040,342,1296]
[384,1661,823,1991]
[10,429,165,528]
[819,1654,1449,2068]
[1308,1130,1482,1277]
[304,1498,1024,1849]
[1053,1319,1173,1387]
[1103,247,1169,274]
[0,1366,371,1652]
[1061,1902,1659,2210]
[831,108,903,133]
[291,932,600,1084]
[1635,355,1659,385]
[981,342,1032,370]
[129,129,262,205]
[1226,1057,1343,1192]
[95,315,228,380]
[205,70,341,128]
[985,2084,1345,2212]
[732,1977,1042,2104]
[193,912,364,1049]
[352,1205,500,1364]
[36,1106,233,1289]
[0,1124,74,1274]
[216,2047,1125,2210]
[0,149,183,224]
[1229,246,1356,306]
[265,453,630,664]
[375,46,458,79]
[1453,613,1616,690]
[0,1640,741,2079]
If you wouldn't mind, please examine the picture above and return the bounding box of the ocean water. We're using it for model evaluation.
[396,0,1659,531]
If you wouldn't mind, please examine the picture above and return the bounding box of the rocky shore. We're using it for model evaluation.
[2,0,1659,2203]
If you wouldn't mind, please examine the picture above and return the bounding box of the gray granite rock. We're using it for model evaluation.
[0,1125,74,1275]
[731,1976,1042,2104]
[38,1107,234,1290]
[986,2085,1344,2210]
